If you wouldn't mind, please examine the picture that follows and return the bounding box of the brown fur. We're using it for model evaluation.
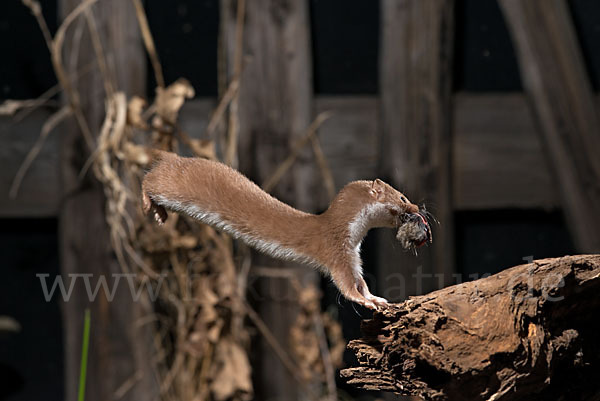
[142,150,425,310]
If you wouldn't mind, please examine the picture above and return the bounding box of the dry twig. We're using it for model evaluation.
[262,111,333,193]
[50,0,98,150]
[9,106,72,198]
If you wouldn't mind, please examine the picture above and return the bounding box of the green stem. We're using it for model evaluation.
[78,308,91,401]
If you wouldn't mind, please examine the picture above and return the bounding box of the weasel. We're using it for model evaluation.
[141,150,431,310]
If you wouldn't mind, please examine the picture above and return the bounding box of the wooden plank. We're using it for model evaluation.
[174,95,561,212]
[499,0,600,252]
[378,0,456,297]
[220,1,318,400]
[178,98,214,137]
[58,1,157,401]
[179,96,379,191]
[0,110,61,217]
[314,96,379,189]
[177,97,215,157]
[453,93,559,210]
[1,94,570,216]
[0,99,214,218]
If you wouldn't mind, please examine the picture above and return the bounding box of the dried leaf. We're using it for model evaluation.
[171,234,198,249]
[199,287,220,307]
[127,95,148,129]
[210,339,252,401]
[122,142,150,165]
[290,285,346,384]
[187,137,216,160]
[207,320,224,343]
[155,78,195,125]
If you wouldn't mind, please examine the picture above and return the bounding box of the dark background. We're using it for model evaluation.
[2,0,598,399]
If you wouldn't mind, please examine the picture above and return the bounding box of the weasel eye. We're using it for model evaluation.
[400,196,408,203]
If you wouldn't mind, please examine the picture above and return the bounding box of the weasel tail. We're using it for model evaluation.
[142,150,430,310]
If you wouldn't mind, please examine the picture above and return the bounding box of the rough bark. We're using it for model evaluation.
[341,255,600,401]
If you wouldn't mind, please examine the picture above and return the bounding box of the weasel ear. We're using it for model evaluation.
[369,179,385,200]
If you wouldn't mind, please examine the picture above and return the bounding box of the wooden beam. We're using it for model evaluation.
[314,96,379,188]
[498,0,600,252]
[378,0,455,296]
[1,95,565,216]
[221,1,318,399]
[0,110,61,217]
[453,93,559,210]
[178,98,215,141]
[58,1,157,400]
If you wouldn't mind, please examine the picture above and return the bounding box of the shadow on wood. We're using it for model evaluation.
[341,255,600,400]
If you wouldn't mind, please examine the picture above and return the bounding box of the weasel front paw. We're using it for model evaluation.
[366,294,389,310]
[153,204,168,225]
[355,298,377,310]
[352,295,389,311]
[142,190,168,225]
[353,278,389,310]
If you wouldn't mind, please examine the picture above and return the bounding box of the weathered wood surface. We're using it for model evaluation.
[453,93,559,210]
[58,1,157,400]
[0,109,61,217]
[499,0,600,252]
[341,255,600,401]
[378,0,455,298]
[315,96,379,188]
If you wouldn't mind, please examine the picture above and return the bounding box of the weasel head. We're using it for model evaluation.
[366,179,432,248]
[335,179,432,249]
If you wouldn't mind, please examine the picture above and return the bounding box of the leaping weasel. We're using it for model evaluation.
[142,150,431,310]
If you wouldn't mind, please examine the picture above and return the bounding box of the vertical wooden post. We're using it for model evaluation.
[378,0,455,298]
[59,1,156,400]
[498,0,600,252]
[221,0,317,400]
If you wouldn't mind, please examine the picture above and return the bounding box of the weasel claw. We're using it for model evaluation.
[369,295,390,311]
[151,203,168,225]
[355,295,388,311]
[361,300,377,310]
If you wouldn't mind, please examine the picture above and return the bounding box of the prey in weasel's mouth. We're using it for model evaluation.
[396,212,432,249]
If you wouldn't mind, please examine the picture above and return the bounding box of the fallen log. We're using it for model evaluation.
[341,255,600,401]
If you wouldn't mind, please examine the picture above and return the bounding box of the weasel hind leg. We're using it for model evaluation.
[142,190,168,225]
